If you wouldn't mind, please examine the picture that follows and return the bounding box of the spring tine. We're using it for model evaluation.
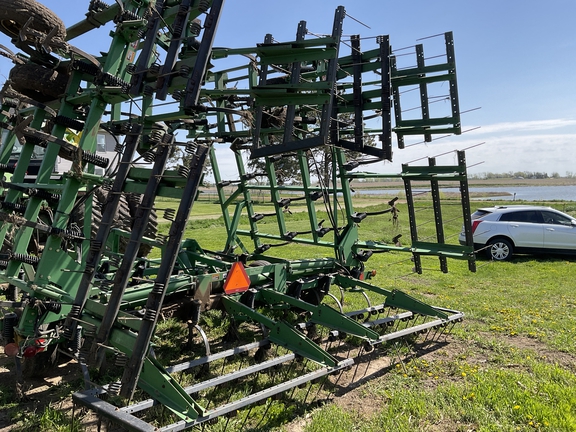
[252,398,273,430]
[309,373,326,404]
[238,405,253,431]
[301,379,315,406]
[348,345,365,385]
[222,416,231,431]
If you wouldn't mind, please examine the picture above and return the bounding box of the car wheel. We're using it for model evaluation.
[486,237,513,261]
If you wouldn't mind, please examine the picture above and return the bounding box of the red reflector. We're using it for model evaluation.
[23,345,39,358]
[4,343,19,357]
[471,220,482,234]
[223,262,251,295]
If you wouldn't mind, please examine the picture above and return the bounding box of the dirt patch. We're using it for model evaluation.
[281,333,575,431]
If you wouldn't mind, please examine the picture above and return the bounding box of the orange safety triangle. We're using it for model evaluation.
[223,261,251,295]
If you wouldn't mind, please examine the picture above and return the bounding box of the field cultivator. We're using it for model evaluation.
[0,0,476,430]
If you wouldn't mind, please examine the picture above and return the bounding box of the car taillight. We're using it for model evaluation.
[471,220,482,234]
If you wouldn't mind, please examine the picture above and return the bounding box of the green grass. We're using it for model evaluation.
[4,197,576,431]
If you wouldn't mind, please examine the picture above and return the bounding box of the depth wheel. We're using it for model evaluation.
[9,62,69,102]
[0,0,66,40]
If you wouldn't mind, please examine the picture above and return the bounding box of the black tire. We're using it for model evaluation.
[0,0,66,40]
[248,260,271,267]
[69,194,104,241]
[126,193,158,257]
[485,237,513,261]
[94,189,132,253]
[9,62,69,102]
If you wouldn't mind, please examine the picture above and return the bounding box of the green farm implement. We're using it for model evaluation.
[0,0,476,429]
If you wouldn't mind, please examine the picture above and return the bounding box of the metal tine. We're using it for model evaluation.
[301,377,316,406]
[237,405,254,431]
[204,356,229,411]
[347,344,365,385]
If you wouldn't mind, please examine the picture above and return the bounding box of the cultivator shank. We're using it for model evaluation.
[0,1,474,429]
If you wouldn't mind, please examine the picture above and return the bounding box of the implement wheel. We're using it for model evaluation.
[9,62,69,102]
[0,0,66,40]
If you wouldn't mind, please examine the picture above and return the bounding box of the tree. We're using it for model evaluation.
[246,112,377,185]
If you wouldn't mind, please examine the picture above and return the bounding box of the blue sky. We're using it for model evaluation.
[1,0,575,177]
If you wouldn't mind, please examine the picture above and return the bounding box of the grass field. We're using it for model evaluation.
[1,196,575,431]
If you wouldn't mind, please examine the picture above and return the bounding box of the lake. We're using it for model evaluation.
[355,185,576,201]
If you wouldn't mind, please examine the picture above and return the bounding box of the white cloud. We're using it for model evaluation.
[204,119,576,182]
[472,118,576,135]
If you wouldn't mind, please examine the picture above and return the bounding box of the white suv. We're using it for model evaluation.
[459,205,576,261]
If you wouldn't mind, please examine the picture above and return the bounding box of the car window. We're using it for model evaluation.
[499,210,541,223]
[541,211,574,226]
[471,210,492,220]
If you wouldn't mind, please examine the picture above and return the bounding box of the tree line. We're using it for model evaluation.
[469,171,576,180]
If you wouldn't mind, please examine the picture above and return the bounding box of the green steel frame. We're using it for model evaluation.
[0,1,475,429]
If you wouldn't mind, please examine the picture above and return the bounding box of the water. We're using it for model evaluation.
[355,185,576,201]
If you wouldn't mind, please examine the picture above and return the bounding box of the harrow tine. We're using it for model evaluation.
[348,344,365,385]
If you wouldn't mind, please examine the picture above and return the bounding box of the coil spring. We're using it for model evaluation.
[3,312,18,343]
[0,201,26,214]
[65,225,83,240]
[143,309,157,321]
[172,90,184,101]
[149,129,164,143]
[189,19,202,36]
[90,241,103,252]
[114,143,125,153]
[163,208,176,221]
[137,28,147,39]
[71,60,100,76]
[143,85,154,97]
[25,135,48,148]
[114,354,128,367]
[109,122,132,135]
[107,382,122,396]
[148,63,161,75]
[27,188,61,202]
[172,23,184,38]
[0,163,16,173]
[142,151,156,163]
[178,165,190,178]
[152,283,164,295]
[198,0,210,13]
[179,65,190,78]
[0,260,8,269]
[12,253,40,265]
[109,256,122,267]
[101,72,131,93]
[185,141,197,154]
[89,0,111,12]
[70,305,82,318]
[55,115,85,131]
[126,63,136,74]
[70,325,83,353]
[43,300,62,314]
[114,9,140,24]
[82,151,109,168]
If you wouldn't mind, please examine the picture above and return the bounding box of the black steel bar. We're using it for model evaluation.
[428,157,448,273]
[91,139,171,368]
[63,125,141,339]
[119,145,209,399]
